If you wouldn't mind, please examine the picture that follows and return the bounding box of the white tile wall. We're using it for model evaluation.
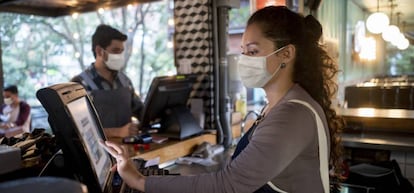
[407,152,414,164]
[406,152,413,186]
[391,151,414,186]
[406,165,414,178]
[391,151,406,163]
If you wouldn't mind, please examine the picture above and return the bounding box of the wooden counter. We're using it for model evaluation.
[132,133,216,163]
[107,133,216,164]
[106,112,255,164]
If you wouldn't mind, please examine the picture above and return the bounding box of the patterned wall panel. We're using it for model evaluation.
[174,0,215,130]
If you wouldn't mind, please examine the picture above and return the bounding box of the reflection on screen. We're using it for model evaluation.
[67,97,112,190]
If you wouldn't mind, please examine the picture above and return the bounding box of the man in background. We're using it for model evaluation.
[71,24,143,138]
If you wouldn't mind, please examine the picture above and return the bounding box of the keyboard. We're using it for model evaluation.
[133,158,171,176]
[112,158,178,193]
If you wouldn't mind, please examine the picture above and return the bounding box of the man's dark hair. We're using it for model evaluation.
[92,24,127,58]
[4,85,18,94]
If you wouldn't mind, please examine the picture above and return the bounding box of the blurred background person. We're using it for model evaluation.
[0,85,32,136]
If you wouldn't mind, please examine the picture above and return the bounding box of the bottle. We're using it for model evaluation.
[235,86,247,118]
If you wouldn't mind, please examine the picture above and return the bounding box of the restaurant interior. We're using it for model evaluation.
[0,0,413,193]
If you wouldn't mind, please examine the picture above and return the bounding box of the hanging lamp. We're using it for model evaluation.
[381,2,399,42]
[366,0,389,34]
[391,13,410,50]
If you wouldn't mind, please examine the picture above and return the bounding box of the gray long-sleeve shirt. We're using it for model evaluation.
[146,84,330,193]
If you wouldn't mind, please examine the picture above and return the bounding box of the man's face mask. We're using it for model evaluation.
[237,46,286,88]
[103,50,125,71]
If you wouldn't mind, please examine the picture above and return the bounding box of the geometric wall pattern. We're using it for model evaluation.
[174,0,216,130]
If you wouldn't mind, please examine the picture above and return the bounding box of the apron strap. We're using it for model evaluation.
[79,71,99,90]
[266,181,288,193]
[288,99,330,193]
[80,70,130,90]
[117,72,130,87]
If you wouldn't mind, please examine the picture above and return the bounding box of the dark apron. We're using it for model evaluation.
[91,87,132,128]
[231,117,280,193]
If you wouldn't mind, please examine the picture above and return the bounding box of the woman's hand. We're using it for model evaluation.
[99,140,146,192]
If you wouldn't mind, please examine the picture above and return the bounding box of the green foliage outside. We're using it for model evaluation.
[0,1,175,105]
[229,1,250,29]
[386,45,414,75]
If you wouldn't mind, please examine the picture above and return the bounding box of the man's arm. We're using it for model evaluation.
[131,91,144,120]
[123,74,144,120]
[70,75,82,83]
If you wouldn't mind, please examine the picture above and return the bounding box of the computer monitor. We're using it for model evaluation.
[36,83,114,193]
[140,74,203,139]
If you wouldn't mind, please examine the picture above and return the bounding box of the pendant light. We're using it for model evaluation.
[397,21,409,50]
[381,2,399,42]
[389,13,409,50]
[366,0,389,34]
[382,25,400,42]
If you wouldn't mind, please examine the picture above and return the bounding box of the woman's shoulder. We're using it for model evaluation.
[254,97,318,146]
[269,100,315,121]
[262,87,320,129]
[283,84,315,103]
[278,84,324,115]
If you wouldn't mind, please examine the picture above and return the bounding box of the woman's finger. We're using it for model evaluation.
[105,140,124,155]
[99,140,118,157]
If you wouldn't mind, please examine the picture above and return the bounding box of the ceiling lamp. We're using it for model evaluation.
[382,25,400,42]
[366,0,389,34]
[397,37,409,50]
[397,21,410,50]
[366,12,390,34]
[390,32,409,50]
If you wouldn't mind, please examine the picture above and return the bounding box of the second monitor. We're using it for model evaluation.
[140,74,203,139]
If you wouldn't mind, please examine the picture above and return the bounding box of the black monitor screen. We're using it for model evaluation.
[140,74,203,139]
[36,83,113,193]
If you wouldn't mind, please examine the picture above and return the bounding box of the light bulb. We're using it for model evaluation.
[72,12,79,19]
[390,33,404,46]
[366,12,389,34]
[397,35,409,50]
[398,39,409,50]
[382,25,400,42]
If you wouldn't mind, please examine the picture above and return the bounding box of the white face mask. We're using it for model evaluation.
[4,97,13,105]
[103,50,125,71]
[238,46,286,88]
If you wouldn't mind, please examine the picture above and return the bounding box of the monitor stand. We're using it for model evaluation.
[160,105,203,140]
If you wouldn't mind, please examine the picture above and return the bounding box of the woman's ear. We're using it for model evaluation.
[281,44,296,64]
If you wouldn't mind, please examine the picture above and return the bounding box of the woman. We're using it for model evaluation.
[102,6,344,193]
[0,85,31,134]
